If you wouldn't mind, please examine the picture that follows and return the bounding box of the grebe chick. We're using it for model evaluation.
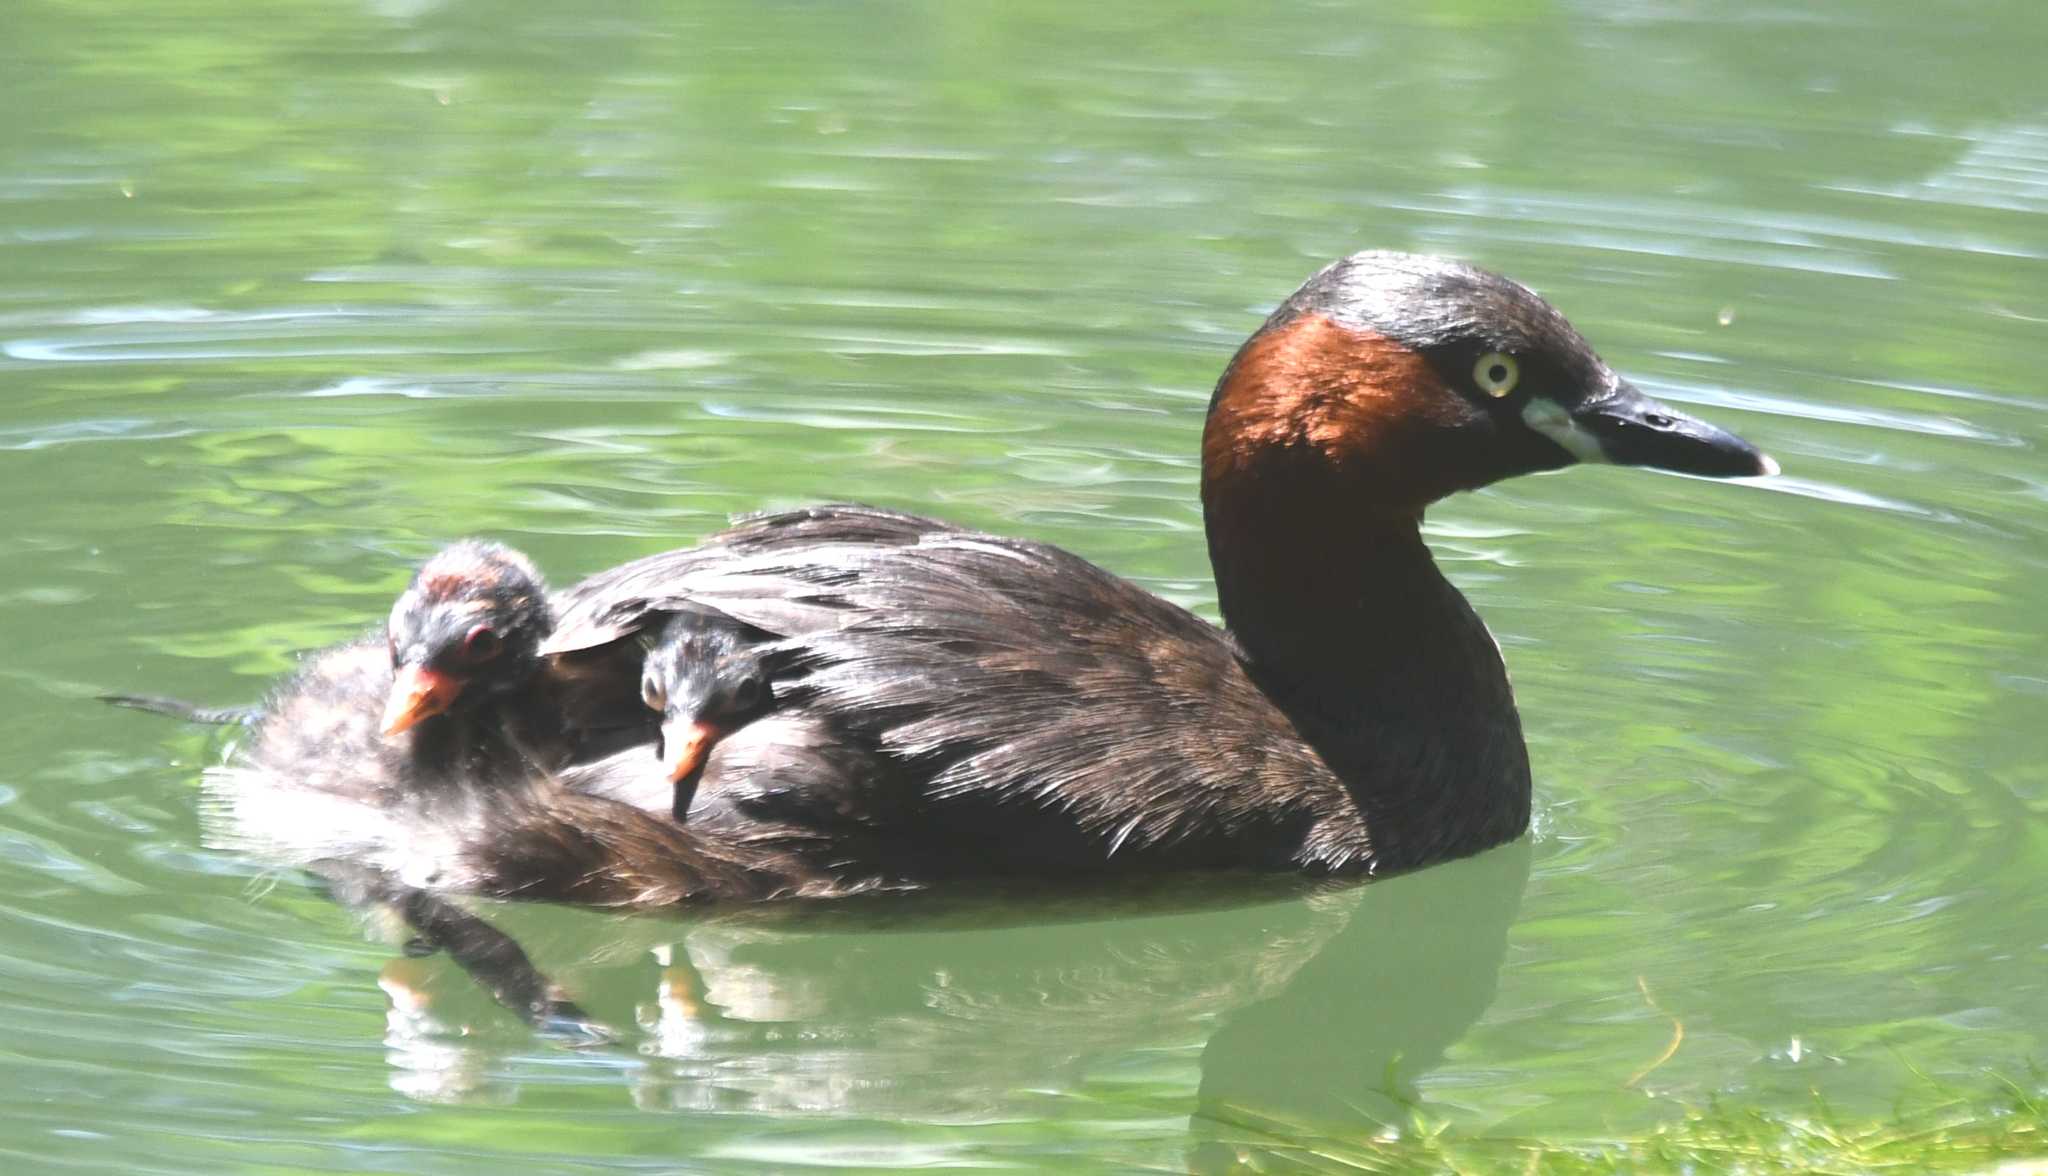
[639,608,778,822]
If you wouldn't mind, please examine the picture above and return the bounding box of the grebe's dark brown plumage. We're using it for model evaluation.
[540,251,1775,880]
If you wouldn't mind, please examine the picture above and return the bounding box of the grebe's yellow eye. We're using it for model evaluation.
[1473,352,1519,398]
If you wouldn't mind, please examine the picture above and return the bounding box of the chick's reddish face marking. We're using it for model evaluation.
[415,549,524,606]
[418,569,480,601]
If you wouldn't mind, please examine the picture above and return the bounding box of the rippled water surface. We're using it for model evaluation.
[5,0,2046,1170]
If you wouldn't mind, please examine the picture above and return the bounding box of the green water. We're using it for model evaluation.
[5,0,2046,1170]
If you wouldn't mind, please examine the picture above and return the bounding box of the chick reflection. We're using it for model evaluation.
[377,958,515,1106]
[372,840,1528,1144]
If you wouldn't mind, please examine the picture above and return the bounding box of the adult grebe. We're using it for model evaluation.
[534,251,1775,880]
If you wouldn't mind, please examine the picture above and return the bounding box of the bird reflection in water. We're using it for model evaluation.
[368,838,1529,1161]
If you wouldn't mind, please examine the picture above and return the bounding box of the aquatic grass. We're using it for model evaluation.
[1190,1066,2048,1174]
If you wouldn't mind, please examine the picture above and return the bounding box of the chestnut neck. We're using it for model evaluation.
[1201,318,1531,872]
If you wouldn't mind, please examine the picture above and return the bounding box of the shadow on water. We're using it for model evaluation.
[360,837,1529,1159]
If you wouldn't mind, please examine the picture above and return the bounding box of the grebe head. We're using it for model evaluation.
[381,542,551,736]
[1203,252,1774,517]
[640,609,774,786]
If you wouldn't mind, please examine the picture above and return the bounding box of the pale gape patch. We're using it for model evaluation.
[1521,398,1610,463]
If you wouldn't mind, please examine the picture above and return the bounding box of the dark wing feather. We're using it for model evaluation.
[540,505,962,654]
[544,505,1368,873]
[778,536,1364,871]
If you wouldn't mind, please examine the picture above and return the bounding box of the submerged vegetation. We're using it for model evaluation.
[1193,1070,2048,1174]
